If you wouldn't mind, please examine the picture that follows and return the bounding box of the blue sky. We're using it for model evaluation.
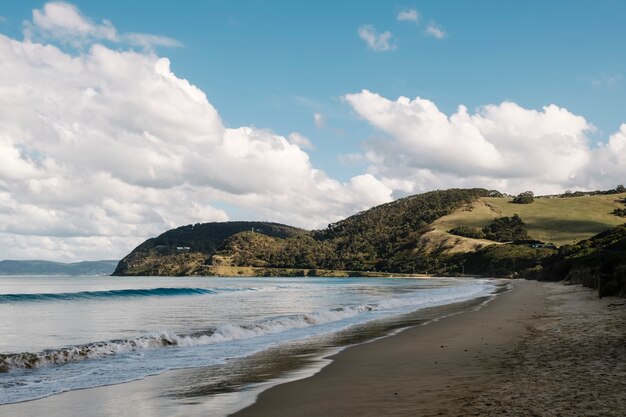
[3,0,625,178]
[1,1,625,260]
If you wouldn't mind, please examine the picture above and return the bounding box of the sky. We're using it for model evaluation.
[1,1,626,261]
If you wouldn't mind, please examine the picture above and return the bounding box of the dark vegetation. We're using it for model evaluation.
[512,191,534,204]
[448,226,485,239]
[449,244,556,277]
[116,189,492,276]
[215,188,492,273]
[547,184,625,198]
[113,222,305,275]
[481,214,529,242]
[448,215,529,242]
[534,224,626,297]
[115,188,626,297]
[613,208,626,217]
[612,197,626,217]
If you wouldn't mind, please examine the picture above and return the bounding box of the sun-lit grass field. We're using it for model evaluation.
[434,193,626,246]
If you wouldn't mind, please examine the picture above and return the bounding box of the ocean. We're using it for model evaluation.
[0,275,500,415]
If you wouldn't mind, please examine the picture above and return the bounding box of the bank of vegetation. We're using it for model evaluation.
[113,188,626,296]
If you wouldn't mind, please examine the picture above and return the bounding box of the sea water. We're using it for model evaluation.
[0,275,498,406]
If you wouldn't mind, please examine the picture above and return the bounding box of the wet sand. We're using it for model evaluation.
[233,280,626,417]
[3,280,624,417]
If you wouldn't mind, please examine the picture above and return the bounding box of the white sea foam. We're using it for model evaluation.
[0,276,499,405]
[0,281,494,373]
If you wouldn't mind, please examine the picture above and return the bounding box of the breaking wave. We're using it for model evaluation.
[0,282,492,373]
[0,303,375,372]
[0,287,257,303]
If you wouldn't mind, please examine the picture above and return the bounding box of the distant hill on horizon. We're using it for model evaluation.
[0,260,119,276]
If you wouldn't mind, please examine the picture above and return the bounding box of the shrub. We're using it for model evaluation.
[448,226,485,239]
[482,214,529,242]
[512,191,534,204]
[612,208,626,217]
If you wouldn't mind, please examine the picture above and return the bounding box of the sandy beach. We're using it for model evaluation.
[2,279,624,417]
[234,280,626,417]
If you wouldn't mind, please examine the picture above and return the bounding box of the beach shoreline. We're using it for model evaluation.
[2,279,624,417]
[233,280,626,417]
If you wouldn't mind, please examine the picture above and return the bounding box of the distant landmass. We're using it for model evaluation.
[0,260,119,276]
[114,187,626,297]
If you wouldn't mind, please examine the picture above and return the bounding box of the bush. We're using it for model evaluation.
[448,226,485,239]
[482,214,529,242]
[459,244,556,277]
[613,208,626,217]
[512,191,534,204]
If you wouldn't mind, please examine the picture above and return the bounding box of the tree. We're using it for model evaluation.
[616,184,626,193]
[482,214,529,242]
[512,191,534,204]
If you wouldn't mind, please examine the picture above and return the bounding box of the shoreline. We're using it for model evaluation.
[2,280,624,416]
[233,280,626,416]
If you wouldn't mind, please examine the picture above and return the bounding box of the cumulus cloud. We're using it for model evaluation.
[342,90,626,196]
[425,22,446,39]
[583,124,626,188]
[23,2,180,49]
[397,9,419,23]
[0,5,394,261]
[358,25,396,52]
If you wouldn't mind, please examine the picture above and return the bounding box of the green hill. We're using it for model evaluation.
[114,188,626,296]
[433,193,626,247]
[212,188,492,274]
[112,221,305,276]
[116,189,493,276]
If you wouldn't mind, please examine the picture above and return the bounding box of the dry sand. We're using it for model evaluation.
[233,280,626,417]
[2,280,624,417]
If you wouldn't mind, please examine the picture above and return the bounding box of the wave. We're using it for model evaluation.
[0,303,374,373]
[0,287,257,303]
[0,283,494,373]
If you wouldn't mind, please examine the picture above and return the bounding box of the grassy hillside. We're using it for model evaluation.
[116,188,492,276]
[212,188,492,273]
[114,189,626,285]
[433,193,626,247]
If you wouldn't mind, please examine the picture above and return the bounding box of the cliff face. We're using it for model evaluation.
[112,221,305,275]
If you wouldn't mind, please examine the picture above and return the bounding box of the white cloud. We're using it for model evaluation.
[0,6,394,261]
[397,9,419,23]
[23,2,180,49]
[288,132,314,150]
[358,25,396,52]
[342,90,626,196]
[425,22,446,39]
[583,124,626,189]
[314,112,325,128]
[24,2,117,45]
